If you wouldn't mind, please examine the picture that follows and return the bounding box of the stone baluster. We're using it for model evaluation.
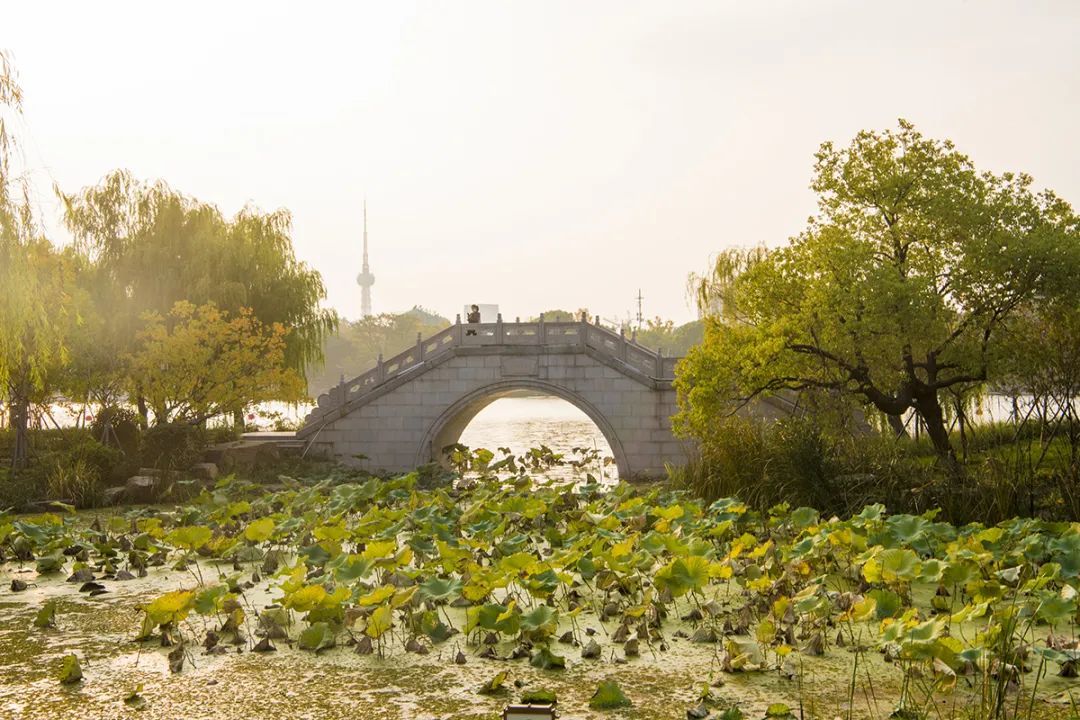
[455,314,463,344]
[655,347,663,378]
[377,353,385,382]
[538,313,546,345]
[619,327,628,361]
[496,313,504,343]
[416,331,424,361]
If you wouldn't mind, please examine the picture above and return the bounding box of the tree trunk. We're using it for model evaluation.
[233,408,246,439]
[914,391,961,475]
[136,394,149,429]
[10,393,29,471]
[886,413,909,439]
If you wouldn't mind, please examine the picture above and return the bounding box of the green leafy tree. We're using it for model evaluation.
[128,301,306,426]
[1,241,83,467]
[58,295,126,424]
[677,121,1080,467]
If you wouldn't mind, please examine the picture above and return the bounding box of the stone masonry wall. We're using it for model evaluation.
[309,346,689,479]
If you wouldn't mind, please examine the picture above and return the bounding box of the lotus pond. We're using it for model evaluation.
[1,467,1079,720]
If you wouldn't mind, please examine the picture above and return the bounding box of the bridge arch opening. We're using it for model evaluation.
[416,380,627,480]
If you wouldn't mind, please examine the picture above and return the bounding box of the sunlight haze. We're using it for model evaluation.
[7,0,1079,323]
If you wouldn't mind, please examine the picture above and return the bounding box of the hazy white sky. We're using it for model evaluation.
[6,1,1079,323]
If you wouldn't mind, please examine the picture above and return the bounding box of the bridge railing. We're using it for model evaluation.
[307,315,678,424]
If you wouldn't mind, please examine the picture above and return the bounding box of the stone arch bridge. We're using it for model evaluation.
[297,315,788,479]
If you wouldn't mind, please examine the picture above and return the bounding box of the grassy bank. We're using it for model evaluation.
[668,416,1080,525]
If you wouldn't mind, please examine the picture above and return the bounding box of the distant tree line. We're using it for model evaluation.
[530,309,703,357]
[308,308,450,396]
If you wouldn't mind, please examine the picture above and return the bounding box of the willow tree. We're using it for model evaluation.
[214,206,338,378]
[676,121,1080,467]
[62,171,336,426]
[0,52,82,468]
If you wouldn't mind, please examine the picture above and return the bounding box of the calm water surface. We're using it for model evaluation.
[458,396,617,481]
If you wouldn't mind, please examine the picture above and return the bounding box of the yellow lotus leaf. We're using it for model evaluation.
[391,586,418,608]
[144,590,196,626]
[610,535,636,559]
[243,517,275,543]
[365,603,393,639]
[362,540,398,561]
[285,584,328,612]
[313,522,350,543]
[358,585,396,607]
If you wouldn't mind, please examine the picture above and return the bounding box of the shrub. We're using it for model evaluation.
[45,457,103,508]
[0,434,124,510]
[0,467,42,511]
[670,413,1080,524]
[141,423,205,472]
[204,424,239,445]
[89,407,141,458]
[272,416,302,432]
[671,415,928,519]
[64,438,122,480]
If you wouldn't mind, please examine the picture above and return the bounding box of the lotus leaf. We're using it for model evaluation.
[530,645,566,670]
[589,680,631,709]
[243,517,275,543]
[477,671,509,695]
[521,604,558,635]
[166,525,212,551]
[285,584,328,612]
[298,621,336,651]
[144,590,196,626]
[365,603,393,639]
[419,576,463,602]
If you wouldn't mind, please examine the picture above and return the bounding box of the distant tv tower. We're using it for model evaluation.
[635,288,644,329]
[356,200,375,317]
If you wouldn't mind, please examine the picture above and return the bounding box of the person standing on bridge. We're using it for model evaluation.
[466,304,480,336]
